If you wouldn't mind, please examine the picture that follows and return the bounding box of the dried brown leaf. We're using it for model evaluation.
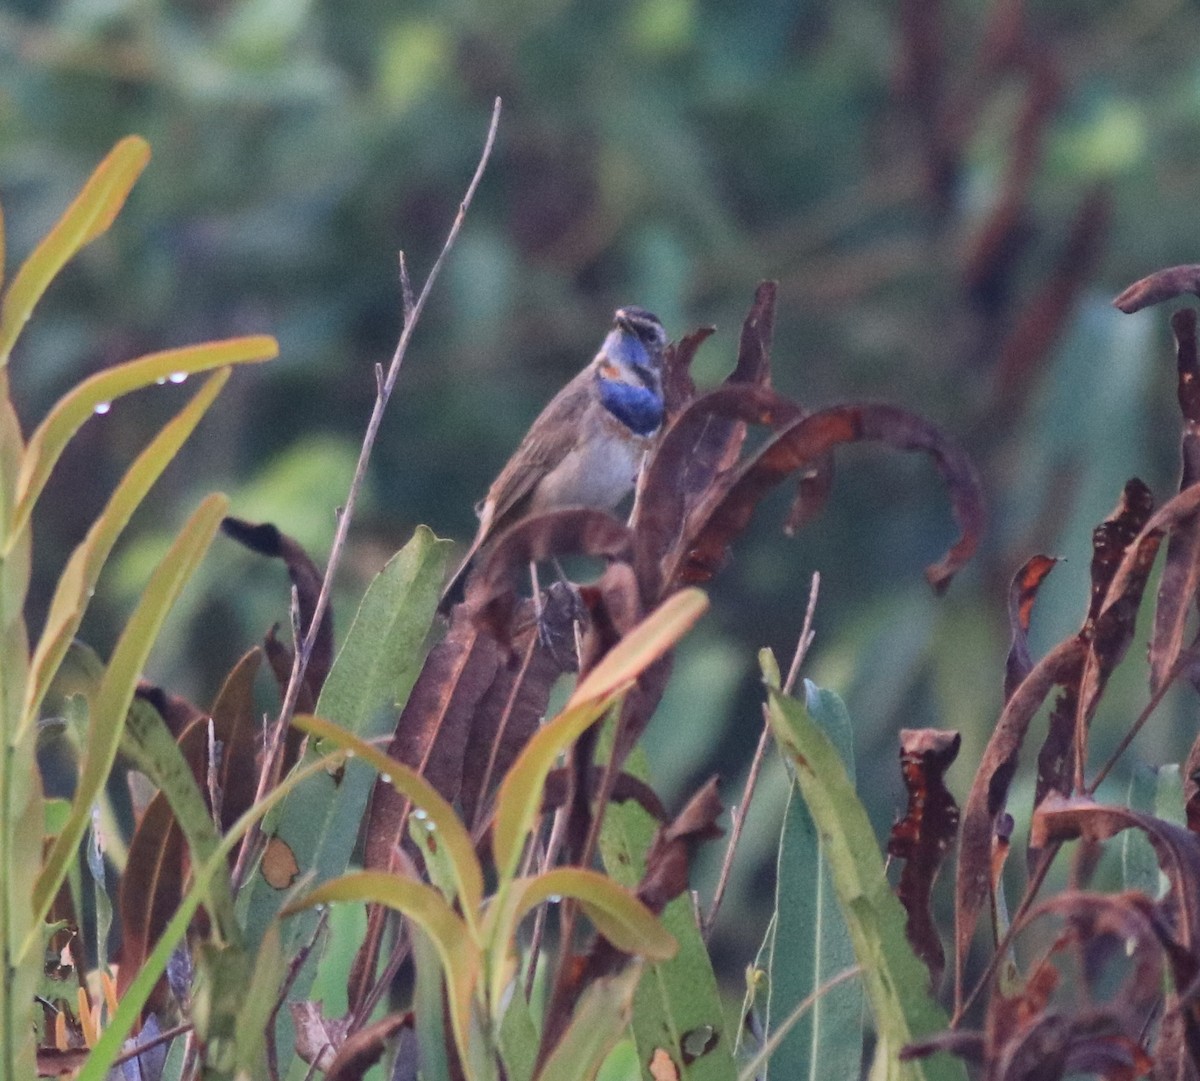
[888,728,961,986]
[955,636,1087,1007]
[1152,309,1200,696]
[1005,555,1059,701]
[1114,264,1200,314]
[221,517,333,704]
[680,402,985,594]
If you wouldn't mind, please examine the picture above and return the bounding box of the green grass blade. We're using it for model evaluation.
[28,493,227,948]
[24,370,231,726]
[10,336,275,542]
[764,680,966,1081]
[0,136,150,367]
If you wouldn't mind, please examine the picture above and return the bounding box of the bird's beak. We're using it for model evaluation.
[614,309,635,334]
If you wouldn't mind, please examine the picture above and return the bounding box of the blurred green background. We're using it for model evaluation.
[6,0,1200,975]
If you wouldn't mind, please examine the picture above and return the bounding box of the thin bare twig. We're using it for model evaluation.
[110,1021,194,1068]
[704,572,820,941]
[736,964,862,1081]
[232,97,502,888]
[265,906,330,1081]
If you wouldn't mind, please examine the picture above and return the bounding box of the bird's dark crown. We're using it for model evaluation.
[614,306,667,350]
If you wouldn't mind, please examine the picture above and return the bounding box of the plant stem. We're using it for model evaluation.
[704,572,819,940]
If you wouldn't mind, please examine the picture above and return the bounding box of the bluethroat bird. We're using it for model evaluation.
[439,306,668,612]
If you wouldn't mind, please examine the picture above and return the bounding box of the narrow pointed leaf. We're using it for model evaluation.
[29,493,227,942]
[507,867,677,959]
[0,136,150,366]
[24,370,231,722]
[283,870,479,1076]
[289,713,483,917]
[492,696,616,883]
[764,680,863,1081]
[569,588,709,708]
[11,336,275,540]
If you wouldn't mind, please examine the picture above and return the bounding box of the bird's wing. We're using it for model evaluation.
[482,370,592,531]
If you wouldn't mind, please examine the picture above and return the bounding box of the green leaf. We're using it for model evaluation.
[599,746,735,1081]
[11,338,275,543]
[535,965,643,1081]
[0,136,150,367]
[283,870,479,1077]
[413,925,454,1081]
[239,528,450,943]
[761,677,863,1081]
[24,370,232,724]
[73,747,351,1081]
[498,975,539,1081]
[316,524,450,724]
[764,680,966,1081]
[28,493,228,948]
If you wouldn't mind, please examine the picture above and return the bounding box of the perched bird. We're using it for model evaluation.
[439,306,668,612]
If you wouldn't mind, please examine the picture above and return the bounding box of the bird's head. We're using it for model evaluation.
[596,306,666,395]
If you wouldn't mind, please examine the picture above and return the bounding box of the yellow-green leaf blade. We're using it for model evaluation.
[11,336,276,541]
[24,370,231,726]
[568,588,708,708]
[0,136,150,366]
[27,493,228,943]
[511,868,676,961]
[284,870,479,1075]
[492,696,616,883]
[291,713,484,919]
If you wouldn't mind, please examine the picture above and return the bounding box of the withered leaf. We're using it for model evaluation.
[634,283,786,603]
[1004,555,1059,701]
[221,516,334,706]
[660,325,714,422]
[116,793,184,1009]
[324,1012,409,1081]
[955,636,1087,1008]
[291,1001,351,1071]
[888,728,961,987]
[470,508,633,640]
[1151,309,1200,697]
[679,402,985,594]
[1034,481,1155,812]
[1114,263,1200,314]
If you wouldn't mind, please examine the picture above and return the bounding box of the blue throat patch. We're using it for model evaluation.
[598,378,663,437]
